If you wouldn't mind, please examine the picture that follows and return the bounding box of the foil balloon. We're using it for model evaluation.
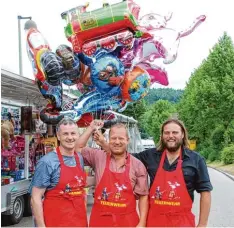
[59,91,123,121]
[61,0,143,53]
[126,14,206,85]
[24,0,207,126]
[91,54,125,94]
[40,51,65,86]
[81,30,135,61]
[58,67,151,121]
[56,44,81,85]
[134,14,206,65]
[121,66,151,102]
[37,80,62,109]
[138,60,169,86]
[138,12,173,31]
[25,22,64,113]
[25,26,51,82]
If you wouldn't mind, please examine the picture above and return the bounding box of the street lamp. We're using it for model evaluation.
[17,15,32,76]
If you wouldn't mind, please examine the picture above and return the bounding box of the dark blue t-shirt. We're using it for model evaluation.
[29,151,84,194]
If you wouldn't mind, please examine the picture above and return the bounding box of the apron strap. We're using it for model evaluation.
[159,149,183,171]
[56,147,64,165]
[158,150,166,170]
[106,152,130,176]
[124,152,131,180]
[176,149,183,171]
[106,153,112,171]
[56,147,81,167]
[74,152,81,167]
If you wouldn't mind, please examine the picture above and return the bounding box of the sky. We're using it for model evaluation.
[1,0,234,89]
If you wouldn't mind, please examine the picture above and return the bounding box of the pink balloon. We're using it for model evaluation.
[178,15,206,39]
[138,60,169,86]
[122,13,206,87]
[134,14,206,66]
[139,12,173,30]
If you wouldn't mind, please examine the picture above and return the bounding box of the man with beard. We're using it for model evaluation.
[96,118,212,227]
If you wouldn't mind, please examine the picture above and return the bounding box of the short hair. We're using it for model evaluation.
[157,118,189,151]
[56,117,78,132]
[109,123,129,138]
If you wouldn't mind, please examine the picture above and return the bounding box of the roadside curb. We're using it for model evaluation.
[208,166,234,181]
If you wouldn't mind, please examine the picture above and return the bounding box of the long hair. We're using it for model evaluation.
[157,118,189,151]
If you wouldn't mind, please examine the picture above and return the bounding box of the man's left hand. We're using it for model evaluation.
[89,120,104,131]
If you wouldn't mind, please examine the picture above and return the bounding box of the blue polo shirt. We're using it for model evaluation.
[29,151,84,193]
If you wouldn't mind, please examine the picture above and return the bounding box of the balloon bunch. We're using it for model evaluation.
[25,0,206,126]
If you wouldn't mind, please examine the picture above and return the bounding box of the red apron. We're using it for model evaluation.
[147,150,195,227]
[43,147,87,227]
[89,153,139,227]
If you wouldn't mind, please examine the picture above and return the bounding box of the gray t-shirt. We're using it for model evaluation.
[29,151,84,194]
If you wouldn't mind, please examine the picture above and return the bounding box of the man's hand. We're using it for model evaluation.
[89,120,104,131]
[93,130,106,146]
[92,130,110,152]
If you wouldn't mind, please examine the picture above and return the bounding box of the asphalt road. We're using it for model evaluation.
[4,168,234,227]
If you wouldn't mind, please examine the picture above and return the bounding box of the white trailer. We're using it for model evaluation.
[1,69,46,225]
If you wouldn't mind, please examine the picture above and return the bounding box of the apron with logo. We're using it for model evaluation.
[147,150,195,227]
[43,147,87,227]
[89,153,139,227]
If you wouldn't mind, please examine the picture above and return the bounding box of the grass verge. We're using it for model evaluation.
[208,161,234,176]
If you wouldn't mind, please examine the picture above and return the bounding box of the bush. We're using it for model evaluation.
[200,147,214,160]
[224,121,234,145]
[211,125,225,151]
[221,144,234,165]
[208,150,220,162]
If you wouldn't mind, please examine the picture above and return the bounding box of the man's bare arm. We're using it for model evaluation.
[137,195,149,227]
[31,187,46,227]
[197,191,211,227]
[76,120,104,148]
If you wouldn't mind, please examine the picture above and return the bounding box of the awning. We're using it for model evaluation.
[1,69,47,107]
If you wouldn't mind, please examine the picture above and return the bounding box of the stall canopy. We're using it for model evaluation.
[1,69,47,107]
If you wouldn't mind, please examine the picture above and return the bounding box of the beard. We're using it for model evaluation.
[162,139,183,152]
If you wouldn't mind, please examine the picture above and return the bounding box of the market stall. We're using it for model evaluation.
[1,69,47,224]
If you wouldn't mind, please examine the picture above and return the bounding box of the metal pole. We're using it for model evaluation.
[17,15,32,76]
[24,134,30,179]
[18,16,23,76]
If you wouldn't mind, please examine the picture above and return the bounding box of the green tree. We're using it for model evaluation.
[139,100,177,143]
[122,99,147,121]
[144,88,184,104]
[177,32,234,159]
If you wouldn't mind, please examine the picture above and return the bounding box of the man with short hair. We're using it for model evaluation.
[97,118,213,227]
[79,123,149,227]
[30,118,102,227]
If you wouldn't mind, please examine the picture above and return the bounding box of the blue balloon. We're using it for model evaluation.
[60,90,122,121]
[91,54,125,94]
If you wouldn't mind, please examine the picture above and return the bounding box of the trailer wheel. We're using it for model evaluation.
[9,196,25,224]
